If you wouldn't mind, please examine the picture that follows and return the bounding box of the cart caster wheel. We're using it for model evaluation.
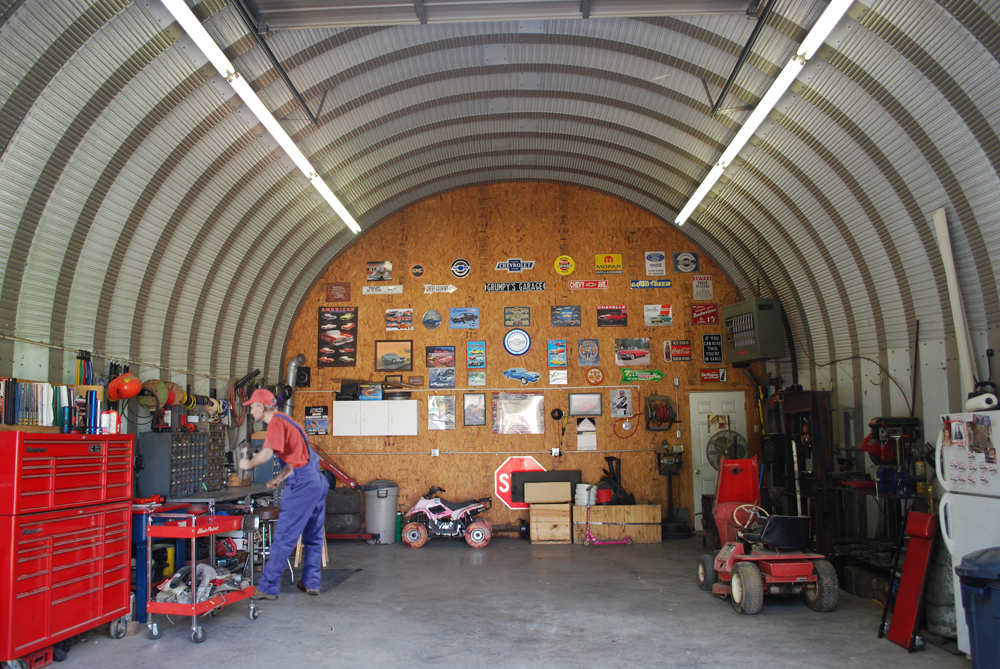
[147,624,162,640]
[250,607,260,620]
[209,608,219,617]
[109,616,127,639]
[191,627,206,643]
[914,636,926,650]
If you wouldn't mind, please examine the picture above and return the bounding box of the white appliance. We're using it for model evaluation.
[935,411,1000,654]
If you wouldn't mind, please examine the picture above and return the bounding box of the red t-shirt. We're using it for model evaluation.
[264,414,310,469]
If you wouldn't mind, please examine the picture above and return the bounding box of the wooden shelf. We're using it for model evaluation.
[0,425,61,433]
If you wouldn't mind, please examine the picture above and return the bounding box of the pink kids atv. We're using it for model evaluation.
[402,486,493,548]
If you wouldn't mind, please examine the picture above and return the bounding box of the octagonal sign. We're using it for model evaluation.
[494,456,546,510]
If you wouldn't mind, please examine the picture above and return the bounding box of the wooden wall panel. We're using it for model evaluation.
[286,183,762,528]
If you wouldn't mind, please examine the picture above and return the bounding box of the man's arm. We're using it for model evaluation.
[266,462,295,489]
[239,447,274,471]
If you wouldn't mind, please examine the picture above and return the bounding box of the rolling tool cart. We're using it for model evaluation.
[145,511,260,643]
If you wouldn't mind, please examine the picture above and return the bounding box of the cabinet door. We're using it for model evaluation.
[332,402,361,436]
[387,400,418,436]
[360,402,389,436]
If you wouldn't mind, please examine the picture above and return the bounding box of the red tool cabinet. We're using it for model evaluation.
[0,432,134,662]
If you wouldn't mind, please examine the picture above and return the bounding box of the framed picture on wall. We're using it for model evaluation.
[464,393,486,426]
[374,340,413,372]
[568,393,602,416]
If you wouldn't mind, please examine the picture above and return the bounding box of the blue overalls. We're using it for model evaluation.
[257,412,329,595]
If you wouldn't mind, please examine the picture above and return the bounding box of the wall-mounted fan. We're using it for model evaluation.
[706,430,749,470]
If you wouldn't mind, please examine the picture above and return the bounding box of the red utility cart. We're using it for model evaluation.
[0,432,134,665]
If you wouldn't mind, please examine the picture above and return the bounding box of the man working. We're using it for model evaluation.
[238,389,329,599]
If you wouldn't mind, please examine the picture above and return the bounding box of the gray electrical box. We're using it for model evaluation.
[721,298,786,364]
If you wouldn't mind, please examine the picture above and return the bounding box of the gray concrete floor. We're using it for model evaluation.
[60,537,968,668]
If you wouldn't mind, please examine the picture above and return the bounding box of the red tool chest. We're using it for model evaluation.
[0,432,134,662]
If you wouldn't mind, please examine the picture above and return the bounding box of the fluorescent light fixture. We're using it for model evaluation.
[675,0,854,226]
[160,0,361,234]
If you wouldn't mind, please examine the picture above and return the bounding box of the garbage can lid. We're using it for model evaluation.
[363,479,399,492]
[956,547,1000,581]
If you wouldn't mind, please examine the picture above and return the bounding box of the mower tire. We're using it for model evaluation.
[697,555,717,591]
[731,562,764,615]
[804,559,839,612]
[402,522,429,548]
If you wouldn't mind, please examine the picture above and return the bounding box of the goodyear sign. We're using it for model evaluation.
[630,279,672,289]
[595,254,623,274]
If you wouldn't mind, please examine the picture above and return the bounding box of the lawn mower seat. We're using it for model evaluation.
[740,515,811,550]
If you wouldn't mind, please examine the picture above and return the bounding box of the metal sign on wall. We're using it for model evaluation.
[703,334,723,364]
[484,281,545,292]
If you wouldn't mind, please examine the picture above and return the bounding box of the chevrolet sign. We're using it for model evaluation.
[495,258,536,272]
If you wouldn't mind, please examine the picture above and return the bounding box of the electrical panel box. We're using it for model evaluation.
[721,298,786,364]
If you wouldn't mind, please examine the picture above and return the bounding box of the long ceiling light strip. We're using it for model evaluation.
[675,0,854,226]
[160,0,361,234]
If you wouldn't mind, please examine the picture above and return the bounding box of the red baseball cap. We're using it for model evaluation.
[242,388,278,407]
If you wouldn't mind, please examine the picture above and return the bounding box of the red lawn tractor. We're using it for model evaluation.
[696,457,839,614]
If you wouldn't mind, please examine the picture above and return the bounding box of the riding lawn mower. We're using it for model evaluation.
[696,456,839,614]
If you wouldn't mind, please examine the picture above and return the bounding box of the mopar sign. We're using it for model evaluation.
[495,258,536,273]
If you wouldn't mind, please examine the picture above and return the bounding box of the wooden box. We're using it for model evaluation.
[573,504,662,544]
[529,503,572,544]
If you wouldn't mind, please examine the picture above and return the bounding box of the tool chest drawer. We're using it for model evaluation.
[0,501,131,659]
[0,433,133,515]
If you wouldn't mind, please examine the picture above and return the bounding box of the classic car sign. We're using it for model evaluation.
[554,255,575,276]
[595,254,623,274]
[568,280,608,290]
[691,303,719,324]
[630,279,672,289]
[620,368,665,383]
[643,304,673,326]
[362,285,403,295]
[484,281,545,292]
[645,252,666,276]
[495,258,536,272]
[703,333,723,364]
[700,368,728,383]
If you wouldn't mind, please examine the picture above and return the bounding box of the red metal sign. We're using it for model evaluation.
[568,280,609,290]
[700,368,728,383]
[691,303,718,324]
[669,340,692,361]
[494,456,546,510]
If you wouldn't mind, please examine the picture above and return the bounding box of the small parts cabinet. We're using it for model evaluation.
[0,432,134,665]
[145,512,259,643]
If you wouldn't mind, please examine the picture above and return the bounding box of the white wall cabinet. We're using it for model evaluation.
[332,400,418,436]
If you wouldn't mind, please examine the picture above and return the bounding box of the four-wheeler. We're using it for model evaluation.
[503,367,541,384]
[402,487,493,548]
[696,456,838,615]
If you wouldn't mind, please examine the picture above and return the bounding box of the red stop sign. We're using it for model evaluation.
[495,456,546,510]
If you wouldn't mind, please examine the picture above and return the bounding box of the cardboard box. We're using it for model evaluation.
[524,481,572,503]
[529,503,572,543]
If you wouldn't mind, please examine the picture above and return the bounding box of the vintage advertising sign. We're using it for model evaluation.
[449,307,480,329]
[669,340,693,361]
[467,341,486,369]
[673,252,700,273]
[410,262,427,280]
[367,261,392,281]
[630,279,672,289]
[451,258,471,278]
[703,333,723,364]
[495,258,536,272]
[595,254,623,274]
[385,308,413,331]
[551,305,581,327]
[318,306,358,368]
[644,252,667,276]
[597,305,627,327]
[692,274,714,300]
[700,368,728,383]
[691,303,719,324]
[643,304,673,326]
[548,340,567,368]
[620,368,665,383]
[325,282,350,302]
[424,284,457,294]
[484,281,545,292]
[578,339,600,366]
[304,406,329,435]
[504,306,530,327]
[362,285,403,295]
[554,255,575,276]
[568,280,608,290]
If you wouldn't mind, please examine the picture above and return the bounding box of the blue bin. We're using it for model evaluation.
[956,547,1000,669]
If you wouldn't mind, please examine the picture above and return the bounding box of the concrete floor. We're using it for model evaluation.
[60,537,968,669]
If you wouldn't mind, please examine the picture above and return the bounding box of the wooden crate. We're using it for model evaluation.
[573,505,662,544]
[529,503,572,544]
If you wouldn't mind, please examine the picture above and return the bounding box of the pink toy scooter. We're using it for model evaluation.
[583,505,633,545]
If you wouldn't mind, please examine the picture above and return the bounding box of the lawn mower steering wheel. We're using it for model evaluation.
[732,504,769,530]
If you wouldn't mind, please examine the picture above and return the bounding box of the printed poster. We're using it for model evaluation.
[578,339,600,366]
[504,306,530,327]
[615,338,650,366]
[325,283,350,302]
[467,341,486,369]
[304,406,329,435]
[691,303,719,325]
[610,389,633,418]
[597,305,627,327]
[692,275,713,300]
[703,333,723,364]
[366,261,392,281]
[548,340,567,367]
[449,307,480,329]
[644,251,666,276]
[385,308,413,331]
[551,305,582,327]
[643,304,673,327]
[318,306,357,367]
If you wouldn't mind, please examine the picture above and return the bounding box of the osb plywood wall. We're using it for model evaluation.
[286,183,760,527]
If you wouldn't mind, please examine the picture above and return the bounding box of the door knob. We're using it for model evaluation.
[694,469,701,475]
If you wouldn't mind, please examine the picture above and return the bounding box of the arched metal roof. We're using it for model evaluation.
[0,0,996,422]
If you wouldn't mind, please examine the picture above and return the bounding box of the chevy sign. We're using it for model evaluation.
[495,258,536,272]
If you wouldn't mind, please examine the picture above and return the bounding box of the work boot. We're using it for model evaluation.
[252,587,278,600]
[295,581,320,596]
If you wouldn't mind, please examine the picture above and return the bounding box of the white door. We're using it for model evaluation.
[360,402,389,435]
[331,402,361,436]
[387,400,418,436]
[688,391,748,499]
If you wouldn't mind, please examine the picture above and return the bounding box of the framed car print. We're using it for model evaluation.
[374,340,413,372]
[464,393,487,426]
[568,393,602,416]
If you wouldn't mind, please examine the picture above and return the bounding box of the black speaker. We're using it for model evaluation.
[295,366,311,388]
[761,433,787,464]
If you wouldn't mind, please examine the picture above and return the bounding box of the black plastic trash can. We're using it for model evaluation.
[955,547,1000,669]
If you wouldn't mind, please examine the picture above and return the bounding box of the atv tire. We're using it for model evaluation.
[731,562,764,615]
[465,520,492,548]
[697,554,717,591]
[402,522,428,548]
[804,559,839,612]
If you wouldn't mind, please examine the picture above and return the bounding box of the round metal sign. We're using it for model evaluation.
[586,368,604,385]
[410,262,427,280]
[554,255,575,276]
[503,329,531,356]
[421,309,442,330]
[450,258,471,278]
